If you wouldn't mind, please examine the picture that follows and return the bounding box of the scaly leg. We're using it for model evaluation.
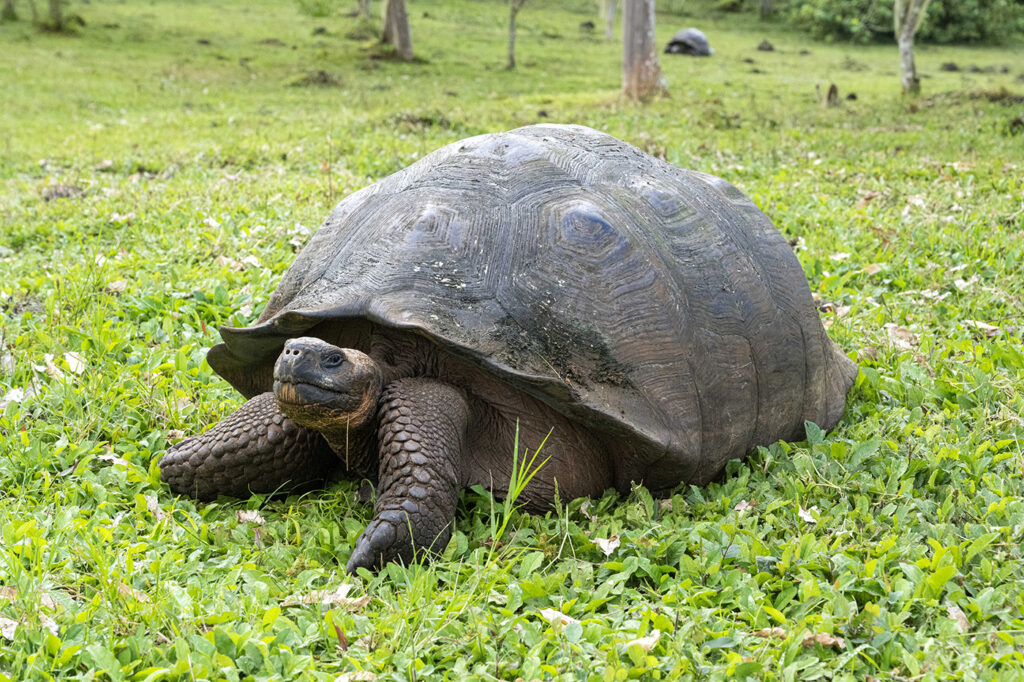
[346,378,468,572]
[160,392,337,501]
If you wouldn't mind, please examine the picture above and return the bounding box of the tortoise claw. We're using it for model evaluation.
[346,514,411,573]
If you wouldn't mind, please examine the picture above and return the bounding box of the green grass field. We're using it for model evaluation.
[1,0,1023,679]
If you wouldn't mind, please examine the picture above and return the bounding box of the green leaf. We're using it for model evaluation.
[926,565,956,595]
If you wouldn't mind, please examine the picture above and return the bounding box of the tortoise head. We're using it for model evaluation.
[273,337,384,431]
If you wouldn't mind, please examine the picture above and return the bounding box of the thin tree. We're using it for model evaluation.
[357,0,370,19]
[507,0,527,70]
[381,0,413,60]
[1,0,17,22]
[603,0,616,40]
[759,0,775,17]
[47,0,63,30]
[622,0,665,100]
[894,0,934,94]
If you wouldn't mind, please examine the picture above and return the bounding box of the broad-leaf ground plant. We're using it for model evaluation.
[1,0,1022,679]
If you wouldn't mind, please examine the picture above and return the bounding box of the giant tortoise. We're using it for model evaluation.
[160,124,857,572]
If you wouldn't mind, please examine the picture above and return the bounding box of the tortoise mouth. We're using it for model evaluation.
[273,379,345,407]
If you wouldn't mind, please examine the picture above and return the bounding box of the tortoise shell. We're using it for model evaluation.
[207,124,856,487]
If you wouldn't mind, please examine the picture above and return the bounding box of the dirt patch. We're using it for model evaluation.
[920,88,1024,108]
[41,184,83,201]
[388,111,454,131]
[290,70,343,87]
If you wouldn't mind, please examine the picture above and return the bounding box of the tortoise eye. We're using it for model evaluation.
[323,352,345,368]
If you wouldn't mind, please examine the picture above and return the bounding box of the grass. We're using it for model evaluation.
[1,0,1023,679]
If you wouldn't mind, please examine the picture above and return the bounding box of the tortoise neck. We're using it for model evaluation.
[322,417,379,481]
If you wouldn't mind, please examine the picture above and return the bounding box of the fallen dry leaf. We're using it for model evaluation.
[579,500,598,524]
[0,617,17,641]
[64,352,86,375]
[862,263,883,276]
[734,499,757,512]
[859,345,879,362]
[624,629,661,652]
[855,191,882,208]
[117,583,151,603]
[802,632,846,648]
[0,386,36,409]
[919,289,950,302]
[798,506,818,524]
[0,586,57,609]
[144,495,165,522]
[947,602,970,634]
[237,509,265,525]
[109,212,135,225]
[885,324,918,350]
[539,608,579,627]
[754,627,787,640]
[592,536,620,557]
[33,354,64,379]
[40,614,59,636]
[829,252,851,262]
[963,320,999,338]
[283,585,369,611]
[658,499,674,514]
[98,452,132,467]
[94,159,115,172]
[954,274,979,291]
[333,673,378,682]
[107,280,128,294]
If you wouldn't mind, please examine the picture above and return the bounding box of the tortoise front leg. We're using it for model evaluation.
[160,392,337,501]
[346,378,469,573]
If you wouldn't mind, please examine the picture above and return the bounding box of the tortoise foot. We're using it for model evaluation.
[346,378,467,572]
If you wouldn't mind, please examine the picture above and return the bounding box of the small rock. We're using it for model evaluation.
[940,62,960,72]
[757,40,774,52]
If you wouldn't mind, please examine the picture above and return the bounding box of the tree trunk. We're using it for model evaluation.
[357,0,370,19]
[1,0,17,22]
[507,0,527,70]
[759,0,775,17]
[622,0,665,100]
[48,0,62,30]
[382,0,413,61]
[893,0,934,94]
[896,32,918,94]
[382,0,392,43]
[507,4,518,70]
[604,0,616,40]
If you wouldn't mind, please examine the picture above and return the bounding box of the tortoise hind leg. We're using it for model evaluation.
[160,392,337,501]
[346,378,468,573]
